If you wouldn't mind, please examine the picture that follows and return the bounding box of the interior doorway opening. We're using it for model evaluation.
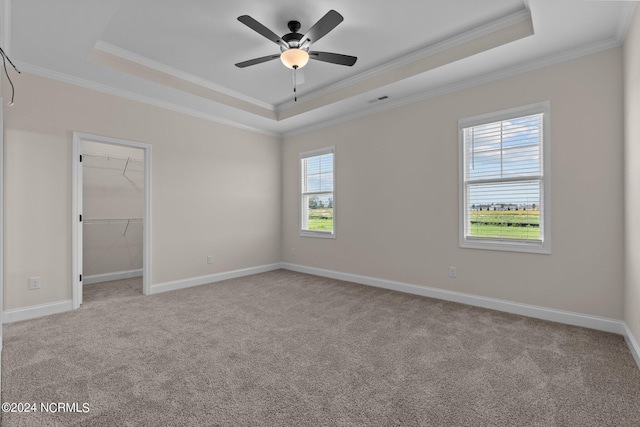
[72,133,152,309]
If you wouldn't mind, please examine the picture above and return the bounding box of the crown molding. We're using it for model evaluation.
[11,22,624,141]
[15,61,280,137]
[93,41,274,111]
[93,8,533,123]
[282,36,622,138]
[276,7,533,112]
[615,1,638,44]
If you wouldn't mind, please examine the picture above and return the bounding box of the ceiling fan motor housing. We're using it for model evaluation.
[282,21,306,50]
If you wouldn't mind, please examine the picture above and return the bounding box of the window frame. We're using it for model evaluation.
[299,146,336,239]
[458,102,551,254]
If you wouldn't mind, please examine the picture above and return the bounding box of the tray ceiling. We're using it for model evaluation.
[4,0,636,136]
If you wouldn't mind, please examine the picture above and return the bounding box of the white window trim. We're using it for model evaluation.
[299,146,336,239]
[458,101,551,254]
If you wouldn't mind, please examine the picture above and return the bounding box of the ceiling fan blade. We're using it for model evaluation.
[301,10,343,45]
[235,54,281,68]
[309,51,357,66]
[238,15,288,48]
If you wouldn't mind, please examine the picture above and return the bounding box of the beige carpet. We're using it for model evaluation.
[2,269,639,426]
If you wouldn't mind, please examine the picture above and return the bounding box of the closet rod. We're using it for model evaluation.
[83,217,143,224]
[84,218,143,236]
[84,153,143,162]
[82,153,143,173]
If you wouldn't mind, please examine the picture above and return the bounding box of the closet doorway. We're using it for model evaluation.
[72,133,151,309]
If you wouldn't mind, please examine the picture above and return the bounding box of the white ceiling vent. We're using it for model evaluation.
[367,95,389,104]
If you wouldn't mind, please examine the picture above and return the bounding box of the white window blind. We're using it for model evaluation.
[300,147,335,237]
[459,103,550,253]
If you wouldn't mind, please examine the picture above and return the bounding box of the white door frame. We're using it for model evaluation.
[1,100,4,394]
[2,0,12,401]
[72,132,152,309]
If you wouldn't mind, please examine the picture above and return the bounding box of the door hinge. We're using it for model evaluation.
[79,274,82,282]
[79,154,83,162]
[79,214,82,222]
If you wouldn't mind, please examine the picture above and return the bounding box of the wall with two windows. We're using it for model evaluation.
[282,47,624,320]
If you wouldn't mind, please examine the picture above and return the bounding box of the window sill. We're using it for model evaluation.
[300,231,335,239]
[460,238,550,254]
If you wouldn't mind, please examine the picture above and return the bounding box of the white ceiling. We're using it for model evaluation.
[3,0,636,136]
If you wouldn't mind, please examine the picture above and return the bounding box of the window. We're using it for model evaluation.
[300,147,335,238]
[459,102,550,253]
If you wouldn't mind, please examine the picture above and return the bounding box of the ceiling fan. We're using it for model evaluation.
[235,10,357,101]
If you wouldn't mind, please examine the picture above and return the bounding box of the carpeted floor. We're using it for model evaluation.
[2,269,639,426]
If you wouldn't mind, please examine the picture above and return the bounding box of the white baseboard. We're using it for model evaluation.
[624,324,640,369]
[2,299,73,324]
[2,263,638,370]
[150,263,283,295]
[83,269,143,285]
[281,263,626,335]
[282,263,640,369]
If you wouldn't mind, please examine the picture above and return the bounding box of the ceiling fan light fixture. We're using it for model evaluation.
[280,48,309,69]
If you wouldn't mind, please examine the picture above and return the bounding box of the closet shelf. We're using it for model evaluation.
[84,218,143,236]
[83,153,144,174]
[83,218,142,224]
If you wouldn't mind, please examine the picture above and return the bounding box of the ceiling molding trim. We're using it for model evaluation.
[14,61,280,138]
[277,16,534,121]
[88,48,276,120]
[615,1,638,44]
[282,36,621,138]
[276,7,533,112]
[93,41,275,111]
[0,0,10,54]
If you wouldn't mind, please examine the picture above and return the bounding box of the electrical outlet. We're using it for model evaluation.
[207,256,214,264]
[29,277,41,290]
[448,267,457,278]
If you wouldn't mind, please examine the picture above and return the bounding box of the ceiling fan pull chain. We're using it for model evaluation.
[293,65,298,102]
